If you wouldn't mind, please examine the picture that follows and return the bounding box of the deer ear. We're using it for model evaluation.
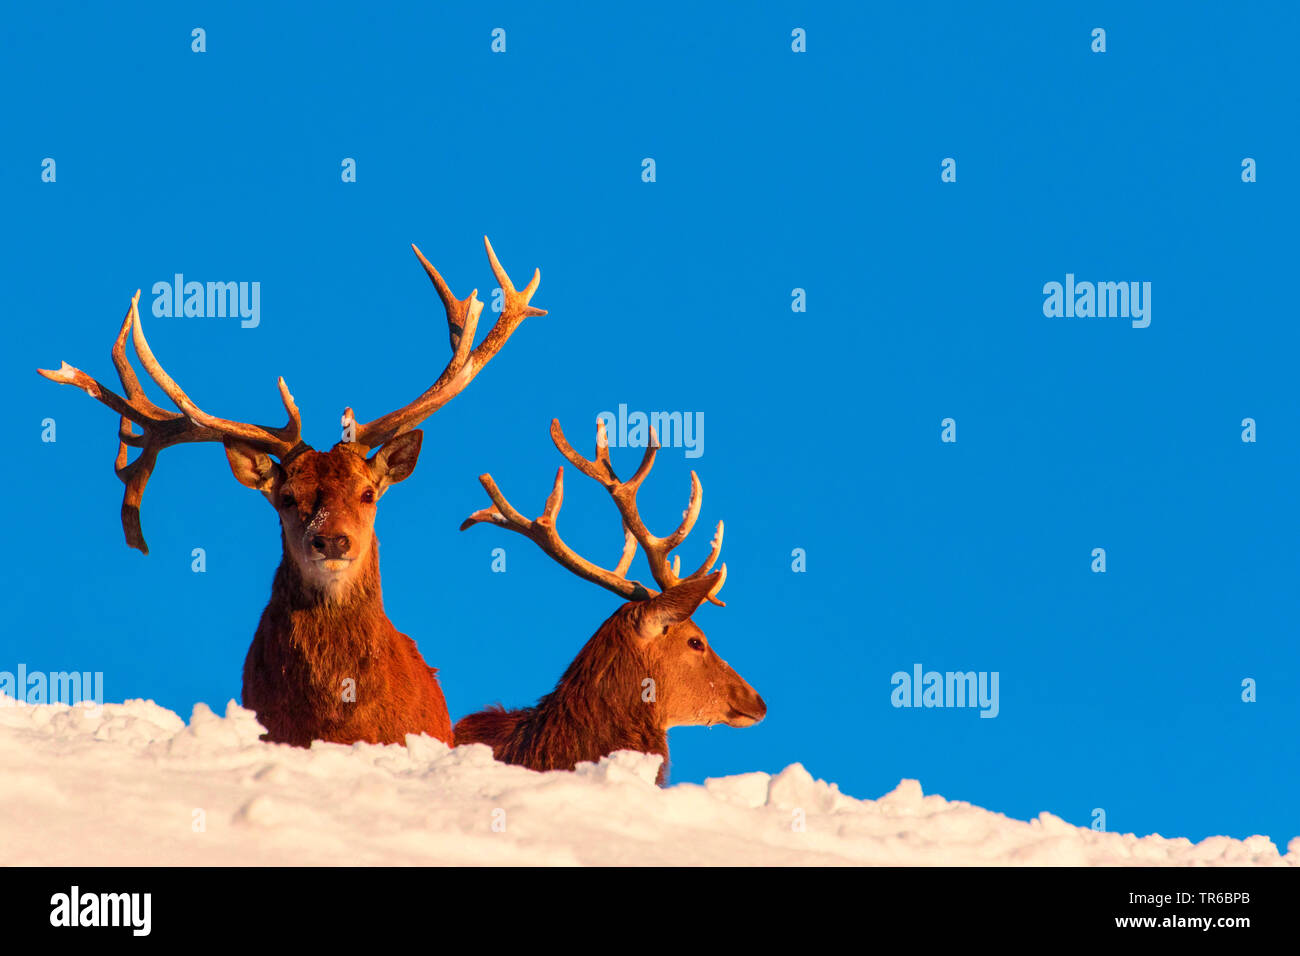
[223,440,284,495]
[634,572,723,640]
[369,430,423,489]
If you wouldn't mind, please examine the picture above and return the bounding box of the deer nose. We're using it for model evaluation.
[311,534,351,559]
[727,687,767,726]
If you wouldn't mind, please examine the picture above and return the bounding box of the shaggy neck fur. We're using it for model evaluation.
[241,478,454,750]
[271,536,391,665]
[468,610,672,784]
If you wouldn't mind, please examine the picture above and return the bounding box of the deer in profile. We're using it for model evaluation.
[455,419,766,784]
[39,237,546,748]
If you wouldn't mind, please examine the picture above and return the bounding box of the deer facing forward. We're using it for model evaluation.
[229,433,446,747]
[455,420,766,784]
[40,237,546,748]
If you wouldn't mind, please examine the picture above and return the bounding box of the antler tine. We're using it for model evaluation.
[109,293,168,416]
[658,470,702,553]
[594,420,615,479]
[550,418,617,487]
[485,235,545,310]
[129,309,303,457]
[545,418,726,605]
[654,519,726,608]
[550,418,661,494]
[38,292,311,553]
[641,495,725,608]
[706,562,727,604]
[411,242,483,354]
[623,425,659,493]
[612,526,638,577]
[460,466,654,601]
[352,236,545,452]
[689,520,725,577]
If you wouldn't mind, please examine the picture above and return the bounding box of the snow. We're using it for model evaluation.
[1,694,1294,866]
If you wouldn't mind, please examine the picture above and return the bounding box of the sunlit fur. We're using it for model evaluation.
[230,434,452,747]
[455,576,764,785]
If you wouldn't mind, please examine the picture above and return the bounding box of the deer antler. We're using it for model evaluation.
[38,291,307,554]
[460,418,726,606]
[347,236,546,452]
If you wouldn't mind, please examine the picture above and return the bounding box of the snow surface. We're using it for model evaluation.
[1,694,1294,866]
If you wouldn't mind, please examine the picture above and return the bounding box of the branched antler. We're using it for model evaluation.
[460,418,726,606]
[40,237,546,554]
[346,236,546,452]
[38,291,306,553]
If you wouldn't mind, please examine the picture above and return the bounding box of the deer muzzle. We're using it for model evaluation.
[311,534,352,561]
[725,686,767,728]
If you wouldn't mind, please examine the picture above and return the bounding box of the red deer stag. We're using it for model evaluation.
[39,237,546,748]
[455,419,766,784]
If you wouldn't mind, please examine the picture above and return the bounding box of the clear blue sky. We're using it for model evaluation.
[5,2,1297,849]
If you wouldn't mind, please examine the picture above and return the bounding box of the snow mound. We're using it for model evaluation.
[1,695,1294,866]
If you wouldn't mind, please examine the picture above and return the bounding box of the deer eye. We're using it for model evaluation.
[361,488,376,504]
[687,638,704,651]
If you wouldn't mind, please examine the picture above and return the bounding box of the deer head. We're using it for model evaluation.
[223,435,423,599]
[461,419,766,733]
[622,573,767,729]
[38,237,546,598]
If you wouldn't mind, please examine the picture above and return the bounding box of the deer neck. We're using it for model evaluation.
[526,618,668,768]
[270,540,391,652]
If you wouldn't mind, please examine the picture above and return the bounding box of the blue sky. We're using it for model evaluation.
[4,2,1297,849]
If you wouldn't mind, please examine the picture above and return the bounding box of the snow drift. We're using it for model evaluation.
[1,694,1294,866]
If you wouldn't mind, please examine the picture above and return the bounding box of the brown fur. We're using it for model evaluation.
[455,576,764,785]
[229,434,452,747]
[40,242,548,750]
